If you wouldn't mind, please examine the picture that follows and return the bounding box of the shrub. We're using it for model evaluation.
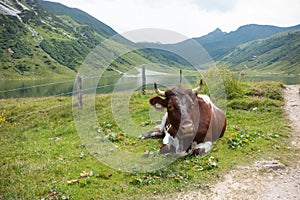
[245,82,284,101]
[227,97,283,110]
[204,67,243,100]
[220,68,243,99]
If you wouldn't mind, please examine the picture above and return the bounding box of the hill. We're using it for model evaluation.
[221,30,300,74]
[1,0,299,79]
[0,0,183,80]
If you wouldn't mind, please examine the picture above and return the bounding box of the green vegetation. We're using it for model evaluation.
[1,1,299,80]
[0,76,295,199]
[222,30,300,74]
[1,2,298,199]
[0,14,75,79]
[0,1,109,79]
[37,0,117,38]
[186,24,300,60]
[0,1,188,80]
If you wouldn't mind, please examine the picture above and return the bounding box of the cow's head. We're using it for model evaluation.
[150,80,203,152]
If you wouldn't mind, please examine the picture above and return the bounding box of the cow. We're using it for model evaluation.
[140,80,226,156]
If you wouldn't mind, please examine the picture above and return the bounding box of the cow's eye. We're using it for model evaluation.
[167,104,174,111]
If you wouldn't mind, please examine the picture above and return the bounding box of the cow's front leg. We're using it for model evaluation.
[139,128,165,140]
[139,112,168,140]
[159,131,177,154]
[192,141,212,156]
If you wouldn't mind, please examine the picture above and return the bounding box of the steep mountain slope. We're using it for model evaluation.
[221,30,300,74]
[0,0,182,79]
[38,0,117,38]
[1,0,299,79]
[0,0,108,79]
[0,11,75,79]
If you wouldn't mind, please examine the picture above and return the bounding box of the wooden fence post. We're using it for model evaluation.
[180,69,182,84]
[77,76,83,109]
[142,65,146,95]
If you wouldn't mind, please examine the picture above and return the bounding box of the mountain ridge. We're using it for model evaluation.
[0,0,299,79]
[190,23,300,60]
[145,23,300,72]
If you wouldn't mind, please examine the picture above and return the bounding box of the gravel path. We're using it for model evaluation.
[171,85,300,200]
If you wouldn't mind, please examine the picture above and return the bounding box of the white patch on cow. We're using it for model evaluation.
[159,112,168,132]
[198,94,211,104]
[163,125,183,154]
[195,141,212,153]
[199,94,221,117]
[163,132,170,144]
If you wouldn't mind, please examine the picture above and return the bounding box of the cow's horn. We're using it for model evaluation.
[154,82,165,97]
[192,79,203,94]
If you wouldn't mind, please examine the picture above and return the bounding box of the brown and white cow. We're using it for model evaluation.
[140,80,226,156]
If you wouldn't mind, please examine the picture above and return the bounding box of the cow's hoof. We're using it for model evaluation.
[192,147,206,156]
[139,135,145,140]
[160,144,171,154]
[178,151,188,157]
[139,130,164,140]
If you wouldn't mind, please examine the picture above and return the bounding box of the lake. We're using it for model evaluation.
[0,76,196,99]
[246,74,300,85]
[0,73,299,99]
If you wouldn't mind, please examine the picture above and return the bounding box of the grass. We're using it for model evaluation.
[0,80,294,199]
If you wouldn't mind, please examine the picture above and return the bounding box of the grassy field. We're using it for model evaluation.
[0,78,294,199]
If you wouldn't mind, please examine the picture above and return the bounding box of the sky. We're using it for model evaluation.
[47,0,300,43]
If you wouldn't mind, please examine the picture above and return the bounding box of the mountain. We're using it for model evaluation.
[0,0,109,79]
[148,24,300,73]
[1,0,299,79]
[0,0,183,79]
[185,24,300,60]
[221,29,300,74]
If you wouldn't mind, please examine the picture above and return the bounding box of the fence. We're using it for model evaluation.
[0,69,190,119]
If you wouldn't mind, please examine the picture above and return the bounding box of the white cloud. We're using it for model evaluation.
[46,0,300,42]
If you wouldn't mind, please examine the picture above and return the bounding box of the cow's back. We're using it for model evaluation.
[194,95,226,143]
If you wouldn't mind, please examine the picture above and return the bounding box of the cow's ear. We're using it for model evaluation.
[149,96,167,110]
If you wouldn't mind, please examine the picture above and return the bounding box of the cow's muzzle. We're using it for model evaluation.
[180,120,194,134]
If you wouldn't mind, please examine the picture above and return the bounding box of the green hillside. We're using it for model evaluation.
[1,0,299,80]
[0,0,108,79]
[37,0,117,38]
[144,24,300,73]
[172,24,300,61]
[221,30,300,74]
[0,0,183,80]
[0,13,75,79]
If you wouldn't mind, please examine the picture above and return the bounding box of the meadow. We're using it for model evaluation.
[0,73,294,199]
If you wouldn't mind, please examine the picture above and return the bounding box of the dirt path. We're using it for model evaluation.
[173,85,300,200]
